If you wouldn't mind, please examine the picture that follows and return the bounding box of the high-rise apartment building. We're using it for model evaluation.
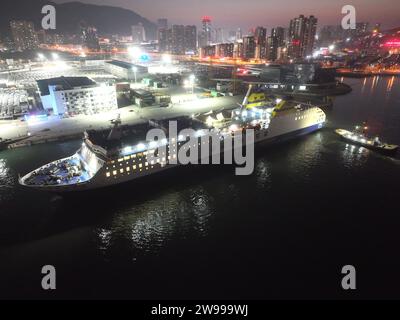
[288,15,317,59]
[132,23,146,44]
[10,20,38,51]
[157,18,168,29]
[184,25,197,53]
[254,27,267,59]
[243,36,256,59]
[80,24,100,51]
[268,27,285,61]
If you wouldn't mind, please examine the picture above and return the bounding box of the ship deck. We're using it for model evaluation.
[21,155,91,187]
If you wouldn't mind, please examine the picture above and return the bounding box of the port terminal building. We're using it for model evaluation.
[37,76,118,116]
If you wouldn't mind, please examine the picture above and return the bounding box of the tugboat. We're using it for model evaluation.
[335,125,399,156]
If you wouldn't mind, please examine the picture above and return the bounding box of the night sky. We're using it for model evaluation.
[53,0,400,31]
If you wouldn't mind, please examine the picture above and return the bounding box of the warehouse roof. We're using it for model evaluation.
[37,76,96,96]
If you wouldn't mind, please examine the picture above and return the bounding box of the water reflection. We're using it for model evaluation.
[341,143,370,168]
[0,158,16,202]
[370,76,379,94]
[285,132,325,182]
[361,77,367,94]
[254,160,272,189]
[387,76,395,93]
[94,186,214,258]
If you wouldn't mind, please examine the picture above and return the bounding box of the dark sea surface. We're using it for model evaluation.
[0,77,399,299]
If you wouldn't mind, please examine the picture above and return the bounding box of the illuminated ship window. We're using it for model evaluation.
[106,172,111,177]
[126,167,130,172]
[113,170,117,176]
[124,156,130,161]
[139,163,143,168]
[150,160,155,165]
[120,169,124,173]
[145,162,149,166]
[133,165,137,170]
[131,154,137,159]
[118,158,124,162]
[156,159,160,163]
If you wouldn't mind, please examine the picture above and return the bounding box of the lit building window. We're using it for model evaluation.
[133,165,137,170]
[120,168,124,173]
[113,170,117,176]
[139,163,143,168]
[118,158,124,162]
[106,172,111,177]
[126,167,130,172]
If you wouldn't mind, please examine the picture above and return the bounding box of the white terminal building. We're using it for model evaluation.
[37,76,118,116]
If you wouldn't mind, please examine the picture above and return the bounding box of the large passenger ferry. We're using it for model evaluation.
[19,93,326,192]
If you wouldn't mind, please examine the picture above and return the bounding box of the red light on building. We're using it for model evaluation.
[384,40,400,47]
[202,16,212,23]
[292,39,301,46]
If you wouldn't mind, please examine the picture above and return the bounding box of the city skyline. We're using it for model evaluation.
[53,0,400,31]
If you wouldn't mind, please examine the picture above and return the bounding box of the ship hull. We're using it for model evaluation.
[335,129,399,156]
[20,106,326,193]
[20,123,324,193]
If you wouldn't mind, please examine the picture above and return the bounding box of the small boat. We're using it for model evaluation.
[335,126,399,156]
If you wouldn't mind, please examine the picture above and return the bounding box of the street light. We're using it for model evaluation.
[162,54,172,64]
[37,53,45,61]
[189,74,196,94]
[52,52,59,60]
[128,47,142,61]
[132,66,138,83]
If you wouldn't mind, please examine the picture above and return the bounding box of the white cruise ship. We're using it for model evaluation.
[19,97,326,192]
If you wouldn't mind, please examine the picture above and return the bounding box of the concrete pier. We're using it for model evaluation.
[1,95,243,150]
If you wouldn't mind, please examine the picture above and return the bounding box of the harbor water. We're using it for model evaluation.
[0,77,399,299]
